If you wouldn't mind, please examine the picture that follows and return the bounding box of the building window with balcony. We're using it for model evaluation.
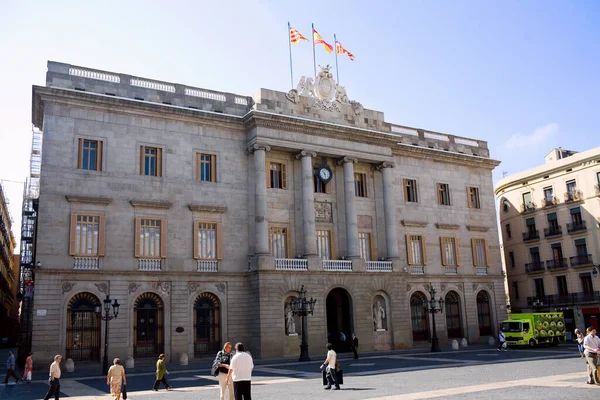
[403,179,418,203]
[354,173,367,197]
[78,139,103,171]
[440,237,458,266]
[467,186,481,209]
[437,183,451,206]
[505,224,511,239]
[512,282,520,300]
[526,246,543,273]
[565,180,579,201]
[521,191,535,212]
[316,229,333,260]
[545,212,561,237]
[548,243,565,271]
[524,217,539,241]
[581,273,594,295]
[269,226,290,258]
[135,218,166,259]
[567,207,586,233]
[196,153,216,182]
[194,222,222,260]
[542,187,555,207]
[570,238,591,267]
[69,214,105,257]
[471,238,489,267]
[509,251,515,268]
[556,276,569,297]
[268,162,287,189]
[534,277,545,299]
[407,234,426,265]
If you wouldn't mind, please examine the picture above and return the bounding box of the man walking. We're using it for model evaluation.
[320,343,340,390]
[226,342,254,400]
[3,350,21,384]
[43,354,62,400]
[497,329,507,351]
[583,327,600,385]
[152,354,172,391]
[350,333,359,359]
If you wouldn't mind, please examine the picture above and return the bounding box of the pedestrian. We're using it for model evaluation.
[351,333,359,359]
[152,353,172,391]
[107,358,126,400]
[226,342,254,400]
[583,327,600,385]
[3,350,21,384]
[320,343,340,390]
[339,331,347,351]
[575,328,585,358]
[497,329,507,351]
[215,342,234,400]
[23,352,33,383]
[43,354,62,400]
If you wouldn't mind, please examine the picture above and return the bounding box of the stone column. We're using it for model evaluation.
[338,157,360,258]
[377,162,400,259]
[249,144,271,255]
[295,150,318,257]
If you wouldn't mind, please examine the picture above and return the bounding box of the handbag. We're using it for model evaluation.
[26,371,32,381]
[211,357,220,377]
[122,383,127,400]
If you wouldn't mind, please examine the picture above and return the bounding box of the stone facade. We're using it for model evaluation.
[0,184,18,344]
[30,61,506,365]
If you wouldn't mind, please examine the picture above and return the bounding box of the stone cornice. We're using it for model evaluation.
[130,200,172,209]
[435,223,460,230]
[66,195,112,205]
[188,204,228,213]
[402,220,428,228]
[294,150,317,159]
[467,225,490,232]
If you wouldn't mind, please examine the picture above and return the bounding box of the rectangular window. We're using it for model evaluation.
[69,214,105,256]
[570,207,583,225]
[270,227,289,258]
[534,278,545,298]
[354,173,367,197]
[359,232,373,261]
[135,218,166,258]
[597,172,600,185]
[512,282,520,300]
[522,192,532,206]
[526,217,537,235]
[566,180,577,194]
[467,186,481,209]
[268,162,287,189]
[404,179,418,203]
[316,230,333,260]
[575,238,588,256]
[543,187,553,202]
[437,183,451,206]
[581,274,593,295]
[551,243,563,261]
[313,174,329,193]
[547,212,559,229]
[407,234,426,265]
[471,238,489,267]
[78,139,103,171]
[556,276,568,296]
[194,222,223,260]
[529,246,541,263]
[440,237,458,266]
[509,251,515,268]
[196,153,216,182]
[506,224,511,239]
[140,146,162,177]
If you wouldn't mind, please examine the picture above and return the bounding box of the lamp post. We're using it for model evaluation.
[289,285,317,361]
[422,283,444,353]
[531,298,544,311]
[95,294,120,375]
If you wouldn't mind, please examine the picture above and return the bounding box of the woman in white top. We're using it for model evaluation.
[106,358,127,400]
[575,328,585,358]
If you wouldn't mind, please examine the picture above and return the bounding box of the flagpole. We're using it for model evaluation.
[311,23,317,79]
[334,34,339,84]
[288,22,294,88]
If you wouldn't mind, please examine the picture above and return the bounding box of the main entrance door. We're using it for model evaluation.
[326,288,353,352]
[194,292,221,356]
[66,292,101,361]
[134,292,164,358]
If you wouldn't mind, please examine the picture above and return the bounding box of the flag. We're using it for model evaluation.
[313,29,333,53]
[290,26,308,44]
[336,41,355,61]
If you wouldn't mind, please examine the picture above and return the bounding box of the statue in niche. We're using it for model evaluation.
[285,303,297,335]
[373,298,386,331]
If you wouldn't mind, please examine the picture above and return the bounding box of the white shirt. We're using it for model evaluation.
[49,361,61,379]
[498,333,505,342]
[325,350,337,369]
[230,352,253,382]
[583,334,600,354]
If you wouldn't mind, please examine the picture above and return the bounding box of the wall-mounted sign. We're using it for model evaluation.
[36,309,47,317]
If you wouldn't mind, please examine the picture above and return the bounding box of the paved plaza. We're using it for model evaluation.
[1,345,598,399]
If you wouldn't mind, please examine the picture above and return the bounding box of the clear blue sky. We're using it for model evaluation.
[1,0,599,248]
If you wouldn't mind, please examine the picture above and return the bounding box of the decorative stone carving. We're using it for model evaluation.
[62,282,75,294]
[314,99,341,112]
[350,100,364,115]
[314,65,336,101]
[435,223,460,230]
[188,283,198,294]
[294,150,317,160]
[467,225,490,232]
[423,284,431,292]
[373,296,387,331]
[401,220,428,227]
[335,84,349,104]
[487,283,494,291]
[406,284,412,292]
[314,202,333,223]
[152,282,170,294]
[285,303,297,335]
[297,76,315,96]
[286,89,300,104]
[246,143,271,155]
[215,283,226,293]
[441,284,447,292]
[128,283,140,294]
[375,162,395,171]
[94,283,108,294]
[357,215,373,230]
[472,284,478,292]
[457,283,464,293]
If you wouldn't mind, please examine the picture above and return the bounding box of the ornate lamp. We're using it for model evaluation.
[290,285,317,361]
[422,283,444,352]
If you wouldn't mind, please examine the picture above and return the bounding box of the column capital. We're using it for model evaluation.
[336,156,358,165]
[294,150,317,160]
[375,161,396,171]
[246,143,271,155]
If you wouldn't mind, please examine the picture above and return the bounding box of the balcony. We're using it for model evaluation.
[445,266,458,275]
[197,260,219,272]
[409,266,425,275]
[73,257,100,270]
[541,197,559,208]
[525,261,545,274]
[564,190,583,202]
[138,258,162,271]
[570,254,593,268]
[366,261,393,272]
[520,202,536,214]
[527,292,600,307]
[567,221,587,234]
[544,226,562,238]
[545,258,568,272]
[475,267,488,276]
[275,258,308,271]
[322,260,352,272]
[522,230,540,242]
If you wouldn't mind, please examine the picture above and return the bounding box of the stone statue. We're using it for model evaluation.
[285,304,296,335]
[297,76,315,97]
[335,84,349,104]
[373,300,386,331]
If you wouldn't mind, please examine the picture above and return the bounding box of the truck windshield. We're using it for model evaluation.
[501,322,522,332]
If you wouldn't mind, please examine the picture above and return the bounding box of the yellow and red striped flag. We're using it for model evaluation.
[336,40,355,61]
[313,29,333,53]
[290,26,308,44]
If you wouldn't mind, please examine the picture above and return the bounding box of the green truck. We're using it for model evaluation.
[500,312,567,347]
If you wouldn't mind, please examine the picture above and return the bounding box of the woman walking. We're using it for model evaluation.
[23,352,33,383]
[575,329,585,358]
[215,342,234,400]
[152,354,172,391]
[106,358,126,400]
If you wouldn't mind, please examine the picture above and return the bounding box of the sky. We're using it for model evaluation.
[1,0,600,252]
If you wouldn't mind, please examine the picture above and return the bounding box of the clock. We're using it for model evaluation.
[318,165,333,184]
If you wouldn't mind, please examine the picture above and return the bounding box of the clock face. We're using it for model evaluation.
[319,167,332,183]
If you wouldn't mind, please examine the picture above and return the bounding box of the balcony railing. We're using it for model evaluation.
[567,221,586,234]
[73,257,100,270]
[409,266,425,275]
[546,258,568,271]
[525,261,545,274]
[544,226,562,237]
[275,258,308,271]
[541,197,559,208]
[570,254,593,267]
[475,267,488,275]
[564,190,583,202]
[197,260,218,272]
[444,266,458,275]
[366,261,393,272]
[527,291,600,307]
[323,260,352,272]
[520,202,536,213]
[522,230,540,241]
[138,258,162,271]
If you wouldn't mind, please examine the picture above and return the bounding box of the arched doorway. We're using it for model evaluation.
[134,292,164,358]
[326,288,353,352]
[66,292,101,361]
[477,291,492,336]
[445,291,462,338]
[194,292,221,356]
[410,292,429,341]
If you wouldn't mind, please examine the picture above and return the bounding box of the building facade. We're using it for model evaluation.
[495,148,600,335]
[30,61,506,364]
[0,183,18,344]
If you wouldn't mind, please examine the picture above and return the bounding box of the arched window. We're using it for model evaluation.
[134,292,164,358]
[66,292,101,361]
[410,292,429,341]
[445,291,462,338]
[194,292,221,356]
[477,291,492,336]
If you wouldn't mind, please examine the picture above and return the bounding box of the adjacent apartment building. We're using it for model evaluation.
[495,148,600,334]
[0,183,18,344]
[30,61,506,364]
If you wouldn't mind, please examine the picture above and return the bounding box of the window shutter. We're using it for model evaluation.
[369,232,376,261]
[160,219,167,258]
[216,222,223,260]
[77,138,83,169]
[437,184,441,205]
[69,214,78,256]
[363,174,368,198]
[139,146,145,175]
[422,236,427,265]
[134,217,141,257]
[98,215,106,257]
[266,161,271,188]
[195,153,200,181]
[455,238,460,266]
[403,179,407,200]
[330,230,336,260]
[157,148,163,177]
[193,221,199,259]
[406,235,413,265]
[467,187,473,208]
[440,237,447,266]
[282,163,287,189]
[210,154,217,182]
[471,238,477,266]
[285,227,292,258]
[484,239,490,267]
[96,140,103,171]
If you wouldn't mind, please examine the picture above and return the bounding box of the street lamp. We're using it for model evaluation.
[532,298,544,310]
[422,283,444,353]
[95,294,120,375]
[592,265,599,278]
[289,285,317,361]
